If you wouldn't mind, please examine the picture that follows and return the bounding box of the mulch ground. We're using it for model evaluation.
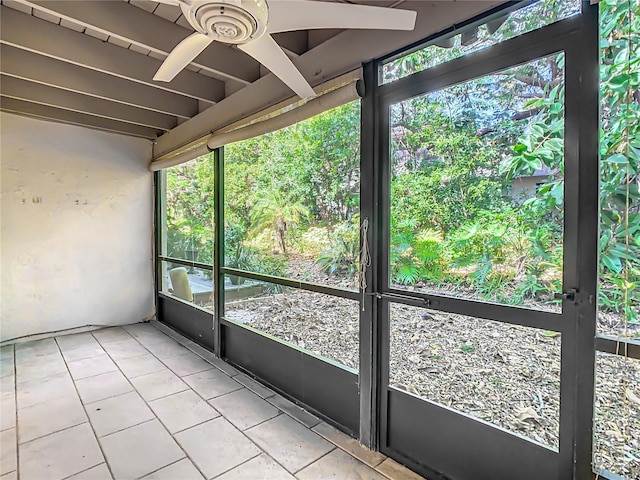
[223,257,639,479]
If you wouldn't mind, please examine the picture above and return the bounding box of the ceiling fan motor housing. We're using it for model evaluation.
[185,0,269,44]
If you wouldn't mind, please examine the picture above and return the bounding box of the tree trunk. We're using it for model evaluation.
[277,217,287,254]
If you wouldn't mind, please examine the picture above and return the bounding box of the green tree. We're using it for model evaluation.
[499,0,639,319]
[292,101,360,223]
[165,155,215,263]
[598,0,639,321]
[250,189,310,254]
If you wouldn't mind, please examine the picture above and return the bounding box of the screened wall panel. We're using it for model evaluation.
[223,101,361,292]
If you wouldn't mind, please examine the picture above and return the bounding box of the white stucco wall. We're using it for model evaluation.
[0,113,155,342]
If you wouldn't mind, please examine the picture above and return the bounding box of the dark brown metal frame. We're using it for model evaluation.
[360,2,635,479]
[155,144,363,435]
[214,137,362,436]
[153,1,638,477]
[155,163,215,350]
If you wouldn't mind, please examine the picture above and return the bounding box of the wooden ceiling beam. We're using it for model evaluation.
[19,0,260,85]
[0,45,197,119]
[0,6,224,103]
[0,98,160,139]
[272,31,309,57]
[1,75,177,131]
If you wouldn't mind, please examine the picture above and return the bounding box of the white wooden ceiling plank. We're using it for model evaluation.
[0,6,224,103]
[20,0,259,84]
[153,3,181,22]
[0,97,160,139]
[1,74,177,130]
[60,18,85,33]
[0,44,197,118]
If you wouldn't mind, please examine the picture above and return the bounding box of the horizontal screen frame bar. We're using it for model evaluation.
[221,267,361,301]
[158,255,213,271]
[595,335,640,360]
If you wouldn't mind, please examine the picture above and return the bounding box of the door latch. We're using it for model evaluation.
[554,289,577,301]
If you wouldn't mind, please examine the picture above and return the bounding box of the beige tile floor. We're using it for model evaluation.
[0,322,426,480]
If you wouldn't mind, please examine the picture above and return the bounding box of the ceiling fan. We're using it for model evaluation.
[153,0,417,98]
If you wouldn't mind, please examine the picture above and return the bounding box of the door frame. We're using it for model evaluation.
[359,3,599,479]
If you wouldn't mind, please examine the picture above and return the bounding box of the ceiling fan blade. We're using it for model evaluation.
[239,34,315,99]
[154,0,182,6]
[267,0,417,34]
[153,32,214,82]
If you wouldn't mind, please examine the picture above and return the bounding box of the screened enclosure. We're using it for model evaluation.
[155,1,639,479]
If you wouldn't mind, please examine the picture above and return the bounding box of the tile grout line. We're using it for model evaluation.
[143,323,315,477]
[205,384,267,405]
[293,446,338,476]
[115,327,240,413]
[233,418,300,478]
[134,386,191,404]
[94,330,185,373]
[129,325,304,479]
[235,411,283,433]
[128,325,392,479]
[59,462,107,480]
[144,325,268,407]
[110,329,223,408]
[137,456,192,479]
[123,328,281,479]
[17,421,89,448]
[59,336,125,380]
[115,327,208,379]
[68,368,120,382]
[92,418,155,441]
[143,332,218,377]
[154,327,389,476]
[79,360,276,442]
[224,403,333,478]
[194,381,245,402]
[15,327,396,480]
[208,451,263,479]
[53,337,113,480]
[194,406,282,436]
[146,322,367,478]
[165,411,222,436]
[63,349,109,365]
[107,351,165,380]
[92,328,211,480]
[14,332,230,478]
[149,322,240,377]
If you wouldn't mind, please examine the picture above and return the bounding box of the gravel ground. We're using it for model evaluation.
[594,352,640,479]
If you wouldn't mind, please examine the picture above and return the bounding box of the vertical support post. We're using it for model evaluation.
[213,147,224,357]
[573,2,600,478]
[156,170,168,293]
[559,2,599,478]
[359,60,379,450]
[376,67,392,456]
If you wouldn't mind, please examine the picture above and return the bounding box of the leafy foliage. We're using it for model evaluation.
[598,0,640,322]
[165,156,215,263]
[390,218,446,285]
[164,0,638,324]
[250,189,310,254]
[317,217,361,277]
[223,101,361,280]
[382,0,580,82]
